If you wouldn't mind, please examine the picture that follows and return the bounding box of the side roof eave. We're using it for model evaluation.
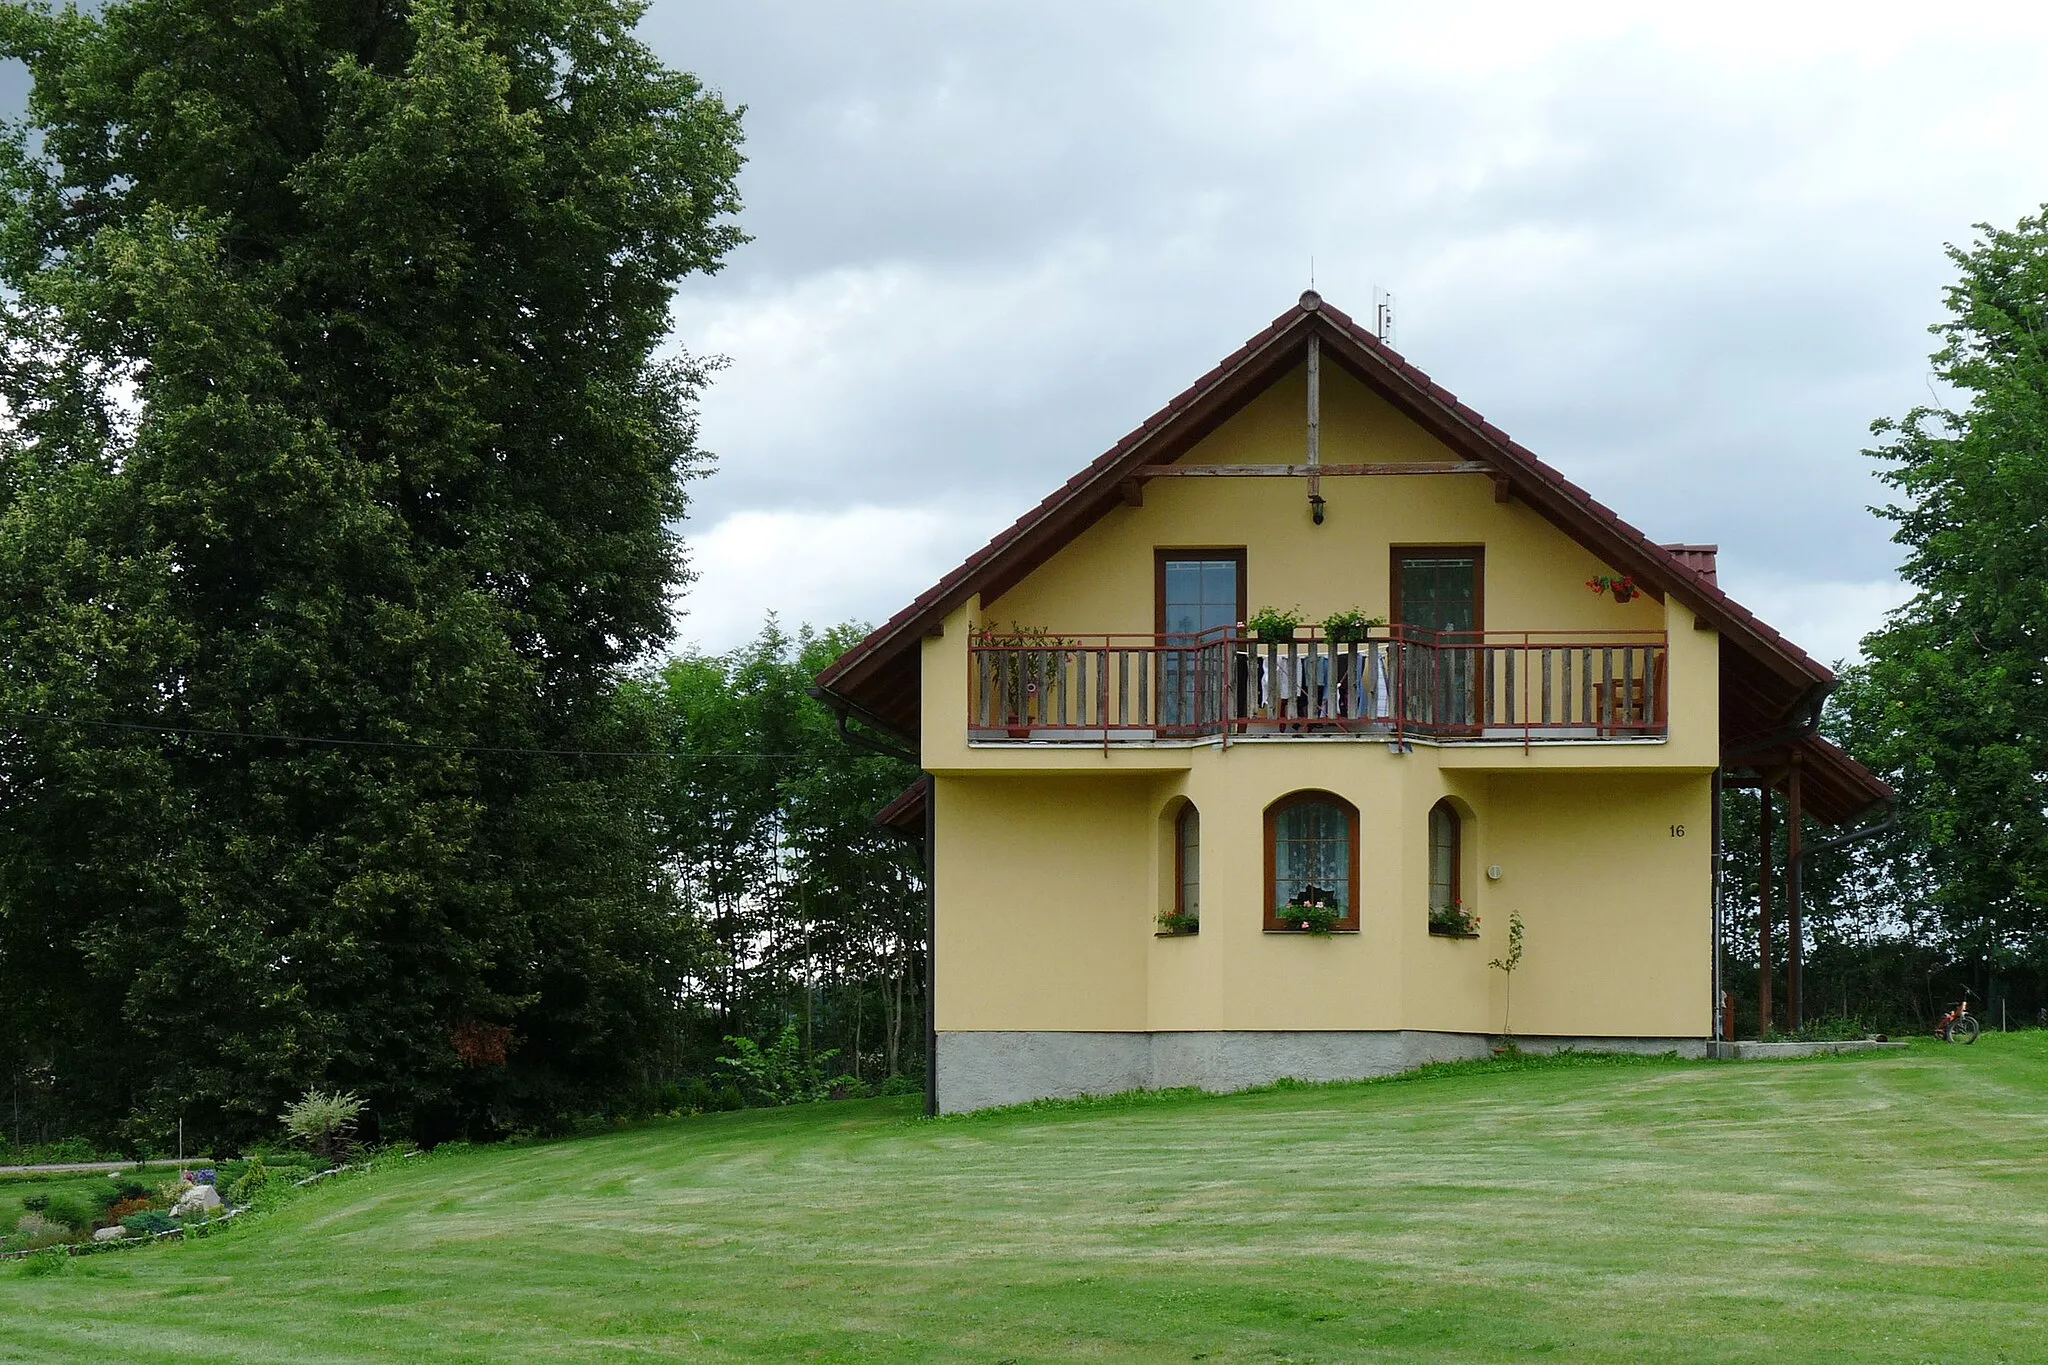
[815,293,1836,752]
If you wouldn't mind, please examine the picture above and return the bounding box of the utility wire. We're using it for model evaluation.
[1,708,896,763]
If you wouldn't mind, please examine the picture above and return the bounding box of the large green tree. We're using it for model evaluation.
[1833,206,2048,993]
[0,0,742,1147]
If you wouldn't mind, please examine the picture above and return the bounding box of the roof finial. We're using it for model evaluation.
[1298,287,1322,312]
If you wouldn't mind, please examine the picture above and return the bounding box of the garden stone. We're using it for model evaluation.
[93,1225,129,1242]
[173,1183,223,1217]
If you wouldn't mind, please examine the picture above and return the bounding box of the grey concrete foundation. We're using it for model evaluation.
[936,1030,1709,1113]
[1707,1039,1909,1060]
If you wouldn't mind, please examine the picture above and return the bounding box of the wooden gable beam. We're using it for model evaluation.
[1131,461,1488,478]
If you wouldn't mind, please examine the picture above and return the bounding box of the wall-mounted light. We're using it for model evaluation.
[1309,492,1327,525]
[1486,865,1504,882]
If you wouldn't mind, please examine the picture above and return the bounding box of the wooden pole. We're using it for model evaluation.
[1758,785,1774,1038]
[1306,334,1322,513]
[1787,759,1804,1033]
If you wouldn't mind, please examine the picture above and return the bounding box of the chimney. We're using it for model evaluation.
[1661,544,1718,585]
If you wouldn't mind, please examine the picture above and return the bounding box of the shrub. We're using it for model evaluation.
[39,1194,96,1233]
[716,1025,844,1107]
[109,1176,151,1203]
[120,1210,176,1237]
[14,1213,61,1240]
[106,1197,155,1224]
[879,1073,923,1097]
[683,1078,715,1112]
[713,1082,745,1112]
[19,1193,49,1213]
[280,1089,365,1164]
[227,1156,270,1205]
[20,1248,66,1276]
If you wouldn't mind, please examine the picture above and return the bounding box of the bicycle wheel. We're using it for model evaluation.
[1953,1016,1981,1045]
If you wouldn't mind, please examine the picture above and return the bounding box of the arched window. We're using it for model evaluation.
[1175,805,1201,927]
[1264,791,1360,931]
[1428,800,1463,933]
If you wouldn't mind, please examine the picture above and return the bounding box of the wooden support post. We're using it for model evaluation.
[1305,334,1322,516]
[1787,758,1804,1033]
[1758,785,1774,1038]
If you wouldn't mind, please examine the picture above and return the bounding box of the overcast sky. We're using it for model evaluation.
[640,1,2048,665]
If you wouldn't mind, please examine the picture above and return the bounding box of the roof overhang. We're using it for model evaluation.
[813,292,1893,822]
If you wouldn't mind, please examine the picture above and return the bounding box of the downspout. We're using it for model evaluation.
[1800,796,1899,860]
[923,775,938,1118]
[1711,766,1724,1047]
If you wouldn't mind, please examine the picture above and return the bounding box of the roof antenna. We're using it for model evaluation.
[1308,255,1315,290]
[1374,287,1395,346]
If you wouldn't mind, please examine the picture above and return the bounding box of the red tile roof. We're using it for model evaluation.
[814,292,1891,820]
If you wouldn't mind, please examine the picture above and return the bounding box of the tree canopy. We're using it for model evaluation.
[0,0,744,1147]
[1831,206,2048,1001]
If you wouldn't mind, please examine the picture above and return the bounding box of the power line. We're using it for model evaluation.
[1,708,895,763]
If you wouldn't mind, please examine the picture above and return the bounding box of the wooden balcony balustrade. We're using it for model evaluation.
[968,626,1669,743]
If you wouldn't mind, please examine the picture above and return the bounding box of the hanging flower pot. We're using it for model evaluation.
[1586,574,1639,604]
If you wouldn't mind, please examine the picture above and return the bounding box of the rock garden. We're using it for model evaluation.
[0,1154,317,1257]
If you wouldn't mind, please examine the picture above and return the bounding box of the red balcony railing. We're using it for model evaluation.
[968,626,1668,743]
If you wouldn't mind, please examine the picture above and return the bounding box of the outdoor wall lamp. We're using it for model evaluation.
[1309,492,1327,525]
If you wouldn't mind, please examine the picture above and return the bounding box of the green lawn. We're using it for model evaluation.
[4,1038,2046,1363]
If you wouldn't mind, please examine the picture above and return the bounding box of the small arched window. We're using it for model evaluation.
[1264,791,1360,931]
[1175,805,1201,927]
[1428,800,1466,935]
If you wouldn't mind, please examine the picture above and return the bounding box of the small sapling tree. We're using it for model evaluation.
[1489,910,1526,1039]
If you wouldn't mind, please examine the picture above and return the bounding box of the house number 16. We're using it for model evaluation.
[1669,824,1686,837]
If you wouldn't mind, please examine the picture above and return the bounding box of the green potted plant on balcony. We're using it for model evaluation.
[1321,607,1385,644]
[1282,884,1343,936]
[974,622,1070,736]
[1247,604,1304,644]
[1428,898,1481,938]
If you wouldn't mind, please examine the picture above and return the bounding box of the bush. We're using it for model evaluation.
[879,1073,923,1097]
[713,1082,745,1112]
[280,1089,365,1164]
[39,1194,97,1233]
[3,1137,98,1165]
[119,1210,176,1237]
[716,1025,844,1107]
[106,1197,155,1224]
[19,1193,49,1213]
[109,1176,151,1203]
[226,1156,270,1205]
[683,1078,715,1112]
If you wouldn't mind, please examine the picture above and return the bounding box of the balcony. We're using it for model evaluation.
[968,626,1668,744]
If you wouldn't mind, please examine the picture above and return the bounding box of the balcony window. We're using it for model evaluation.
[1156,550,1244,729]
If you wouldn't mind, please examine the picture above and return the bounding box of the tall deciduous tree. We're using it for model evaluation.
[0,0,742,1146]
[1834,206,2048,990]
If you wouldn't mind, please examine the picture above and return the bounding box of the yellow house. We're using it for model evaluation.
[816,292,1892,1113]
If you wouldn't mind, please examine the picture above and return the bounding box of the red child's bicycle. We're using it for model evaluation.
[1937,992,1981,1044]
